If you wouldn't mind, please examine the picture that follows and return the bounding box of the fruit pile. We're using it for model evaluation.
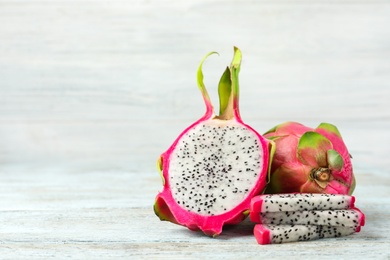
[153,47,364,244]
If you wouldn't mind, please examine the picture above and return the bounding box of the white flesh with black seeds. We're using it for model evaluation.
[169,119,264,215]
[265,224,356,244]
[260,194,354,213]
[259,209,361,227]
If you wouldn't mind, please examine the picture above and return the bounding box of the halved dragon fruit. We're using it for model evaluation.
[264,122,355,194]
[154,47,273,237]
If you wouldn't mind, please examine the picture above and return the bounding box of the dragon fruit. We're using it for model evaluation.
[250,193,362,226]
[264,122,355,194]
[250,193,365,244]
[154,47,273,237]
[250,193,355,214]
[254,224,360,245]
[254,209,365,228]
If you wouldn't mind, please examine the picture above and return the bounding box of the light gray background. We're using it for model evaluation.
[1,0,389,258]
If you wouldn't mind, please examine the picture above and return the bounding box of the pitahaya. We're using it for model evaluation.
[253,209,365,228]
[254,224,360,245]
[154,47,273,237]
[263,122,356,194]
[250,194,364,227]
[250,193,365,244]
[250,193,356,213]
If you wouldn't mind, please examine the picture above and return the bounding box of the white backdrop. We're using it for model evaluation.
[1,1,389,174]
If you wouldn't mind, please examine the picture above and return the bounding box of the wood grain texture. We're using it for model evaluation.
[0,0,389,258]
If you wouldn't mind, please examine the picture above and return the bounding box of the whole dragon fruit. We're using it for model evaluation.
[154,47,273,237]
[264,122,355,194]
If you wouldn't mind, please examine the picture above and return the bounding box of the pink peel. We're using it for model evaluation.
[254,225,271,245]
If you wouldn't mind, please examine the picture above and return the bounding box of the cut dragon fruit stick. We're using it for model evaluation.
[250,193,364,244]
[254,224,359,245]
[250,193,355,216]
[252,208,365,228]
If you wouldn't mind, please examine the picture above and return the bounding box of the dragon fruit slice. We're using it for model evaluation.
[250,193,355,214]
[250,193,365,244]
[154,47,273,237]
[264,122,355,194]
[254,224,360,245]
[253,209,365,228]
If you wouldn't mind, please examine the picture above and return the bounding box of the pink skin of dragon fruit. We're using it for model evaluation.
[154,47,273,237]
[264,122,355,195]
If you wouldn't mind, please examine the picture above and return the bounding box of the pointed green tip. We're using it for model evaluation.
[349,176,356,195]
[317,122,342,138]
[231,46,242,70]
[230,46,242,118]
[197,51,219,87]
[156,155,165,185]
[197,51,219,108]
[298,132,332,150]
[265,140,276,184]
[264,125,278,135]
[327,149,344,171]
[242,209,250,217]
[297,132,332,167]
[218,66,232,116]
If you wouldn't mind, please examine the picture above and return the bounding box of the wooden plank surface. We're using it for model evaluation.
[1,0,390,258]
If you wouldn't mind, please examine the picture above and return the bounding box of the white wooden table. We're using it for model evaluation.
[1,1,389,258]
